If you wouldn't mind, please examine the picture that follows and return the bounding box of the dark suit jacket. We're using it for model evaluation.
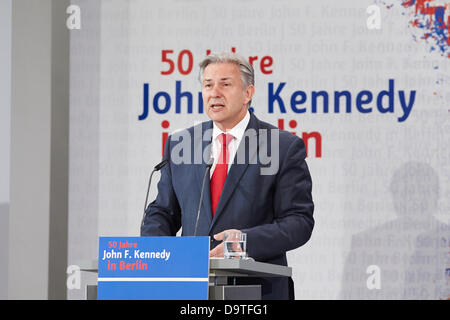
[141,111,314,299]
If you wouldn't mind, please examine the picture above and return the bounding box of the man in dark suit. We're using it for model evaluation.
[141,52,314,299]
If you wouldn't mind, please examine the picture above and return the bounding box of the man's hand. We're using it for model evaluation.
[209,229,241,258]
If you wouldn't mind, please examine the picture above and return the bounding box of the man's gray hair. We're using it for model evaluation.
[199,52,255,106]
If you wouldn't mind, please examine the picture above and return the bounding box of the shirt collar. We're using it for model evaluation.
[212,110,250,142]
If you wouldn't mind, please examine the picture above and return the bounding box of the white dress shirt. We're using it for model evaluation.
[210,110,250,177]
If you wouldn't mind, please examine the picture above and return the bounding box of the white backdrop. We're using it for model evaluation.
[69,0,450,299]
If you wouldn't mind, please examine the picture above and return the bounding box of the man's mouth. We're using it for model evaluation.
[210,104,225,109]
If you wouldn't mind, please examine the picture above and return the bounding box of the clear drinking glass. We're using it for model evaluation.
[223,232,247,259]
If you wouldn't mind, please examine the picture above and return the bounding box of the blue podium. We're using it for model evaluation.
[97,237,210,300]
[79,236,292,300]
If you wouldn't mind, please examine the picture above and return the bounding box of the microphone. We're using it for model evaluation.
[194,157,214,236]
[141,159,169,228]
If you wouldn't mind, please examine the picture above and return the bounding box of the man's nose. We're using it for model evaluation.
[210,84,222,97]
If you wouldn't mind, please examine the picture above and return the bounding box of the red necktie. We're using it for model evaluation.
[210,133,233,216]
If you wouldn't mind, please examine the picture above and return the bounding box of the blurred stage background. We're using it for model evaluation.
[1,0,449,299]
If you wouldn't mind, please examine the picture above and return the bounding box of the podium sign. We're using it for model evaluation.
[97,236,210,300]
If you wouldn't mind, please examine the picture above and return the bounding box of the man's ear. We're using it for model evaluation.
[244,85,255,105]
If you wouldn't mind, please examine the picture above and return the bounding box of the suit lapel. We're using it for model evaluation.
[194,121,213,228]
[209,112,260,232]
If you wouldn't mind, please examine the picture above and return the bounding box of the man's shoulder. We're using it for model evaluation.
[255,116,303,146]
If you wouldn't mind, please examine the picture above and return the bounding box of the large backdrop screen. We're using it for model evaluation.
[68,0,450,299]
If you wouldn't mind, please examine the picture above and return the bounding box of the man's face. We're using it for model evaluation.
[201,62,254,131]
